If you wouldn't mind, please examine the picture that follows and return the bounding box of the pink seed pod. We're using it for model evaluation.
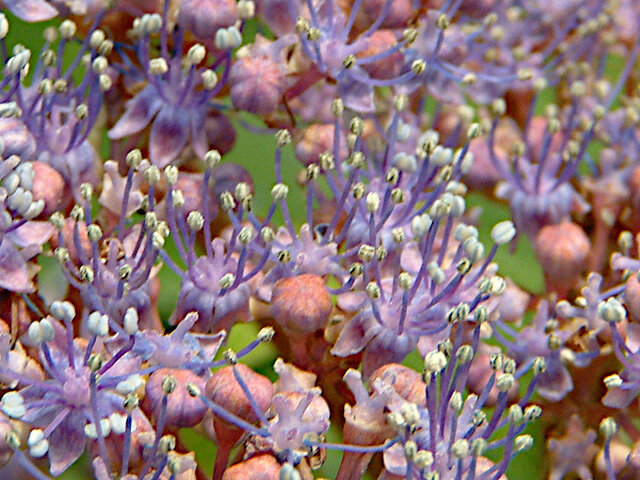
[370,363,426,405]
[206,365,273,429]
[143,368,207,428]
[270,274,332,334]
[229,56,286,116]
[534,222,590,296]
[221,454,281,480]
[31,161,67,217]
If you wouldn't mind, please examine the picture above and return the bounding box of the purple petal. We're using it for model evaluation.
[383,443,407,475]
[149,105,190,167]
[603,384,640,409]
[331,314,380,357]
[48,409,86,476]
[108,86,163,139]
[337,74,375,113]
[7,221,54,250]
[0,240,34,292]
[3,0,58,21]
[190,111,208,160]
[536,363,573,402]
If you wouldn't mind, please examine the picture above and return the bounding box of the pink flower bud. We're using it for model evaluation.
[342,0,413,33]
[177,0,238,46]
[358,30,404,79]
[205,364,273,441]
[206,113,236,155]
[625,274,640,323]
[295,123,346,166]
[229,56,286,115]
[534,222,590,296]
[143,368,207,428]
[206,364,273,480]
[270,274,332,334]
[221,454,281,480]
[31,161,66,216]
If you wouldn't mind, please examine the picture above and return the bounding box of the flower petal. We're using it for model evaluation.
[331,313,380,357]
[337,74,375,113]
[48,410,86,476]
[108,86,163,139]
[4,0,58,22]
[149,105,190,167]
[0,240,34,292]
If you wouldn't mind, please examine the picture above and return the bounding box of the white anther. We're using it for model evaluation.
[27,429,49,457]
[219,273,235,289]
[50,301,76,322]
[214,26,242,50]
[271,183,289,200]
[84,419,111,439]
[1,392,25,419]
[430,146,453,166]
[59,20,77,39]
[0,14,8,39]
[597,297,627,323]
[491,221,516,245]
[424,350,447,374]
[116,374,145,395]
[87,311,109,337]
[149,57,168,75]
[124,308,139,335]
[392,152,417,173]
[426,262,445,284]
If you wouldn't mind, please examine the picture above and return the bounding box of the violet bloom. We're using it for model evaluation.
[331,217,508,376]
[53,156,165,331]
[276,0,415,112]
[547,415,598,480]
[381,338,545,480]
[486,108,590,239]
[161,158,260,333]
[556,272,625,342]
[0,304,143,476]
[3,18,112,198]
[108,7,240,167]
[399,5,541,106]
[493,300,596,402]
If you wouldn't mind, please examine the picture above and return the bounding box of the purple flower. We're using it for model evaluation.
[0,305,142,476]
[108,10,238,166]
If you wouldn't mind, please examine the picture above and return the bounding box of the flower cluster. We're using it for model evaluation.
[1,1,640,479]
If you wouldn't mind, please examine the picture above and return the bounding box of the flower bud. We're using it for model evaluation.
[270,274,332,334]
[144,368,207,428]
